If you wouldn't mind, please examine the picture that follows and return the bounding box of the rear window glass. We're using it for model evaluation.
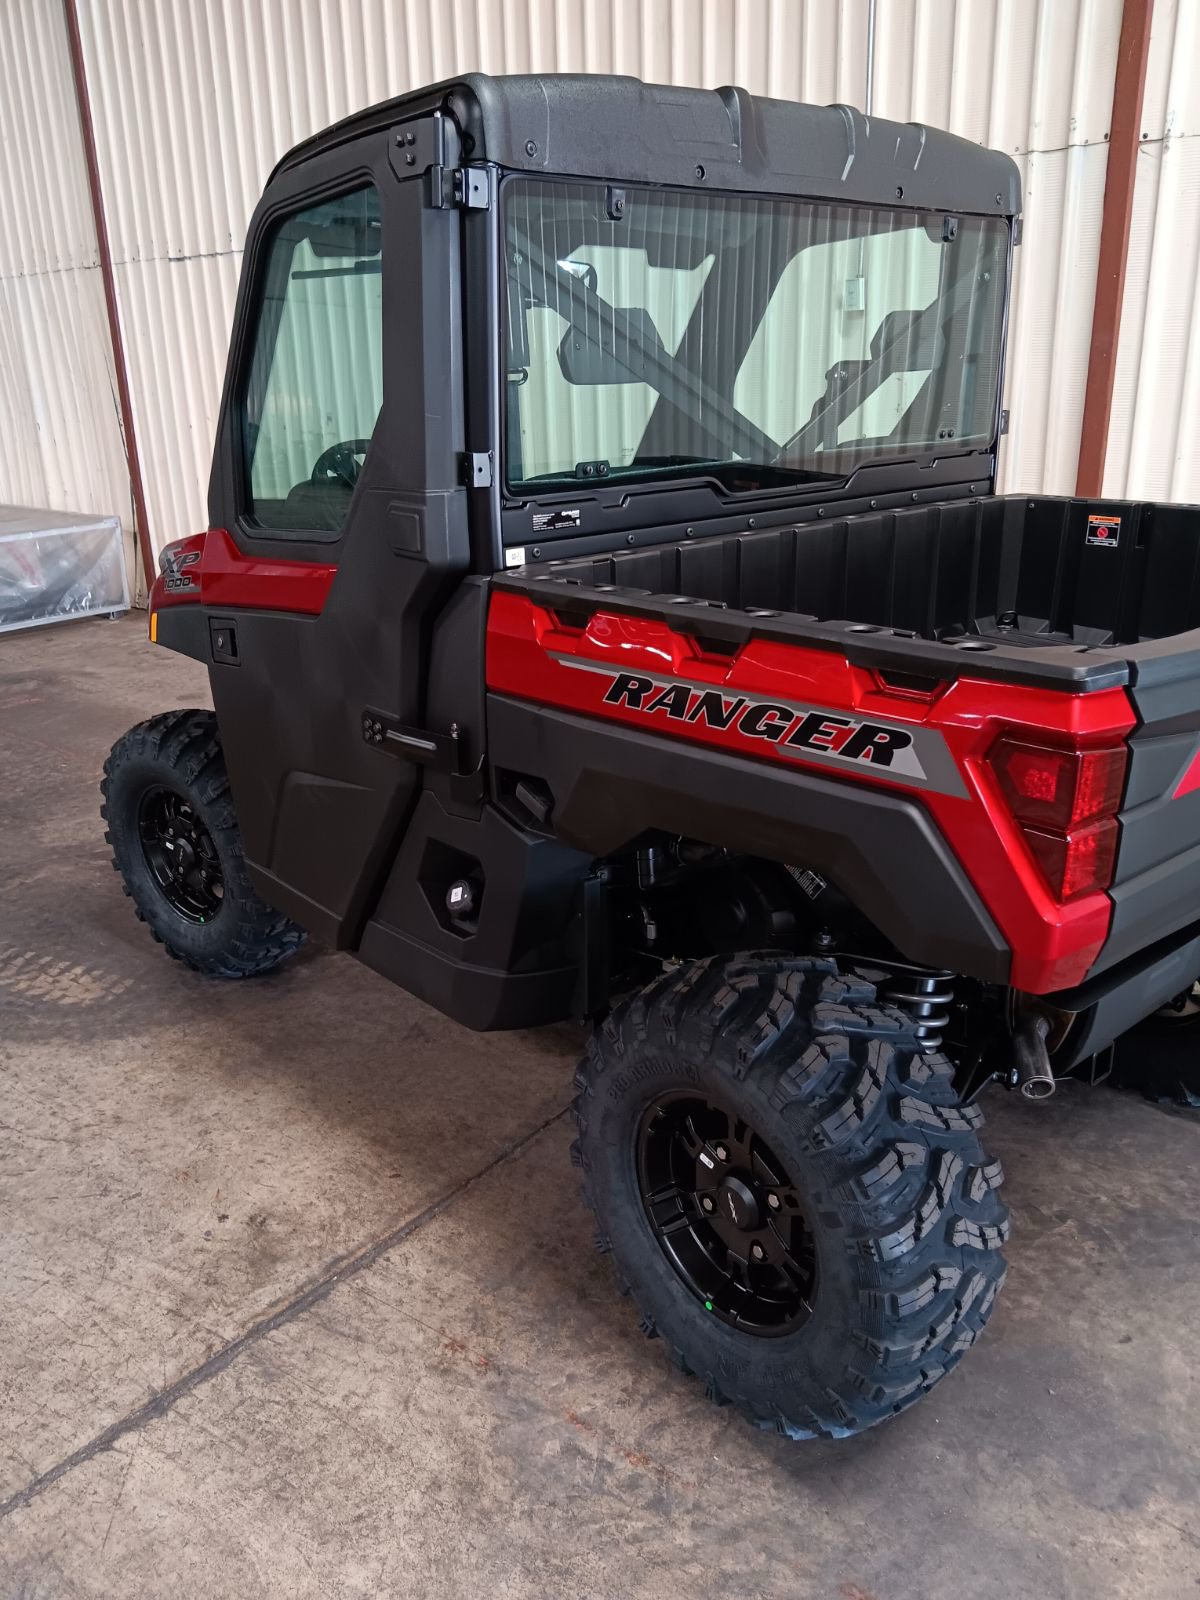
[503,177,1008,494]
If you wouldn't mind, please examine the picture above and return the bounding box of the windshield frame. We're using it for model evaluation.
[498,172,1013,506]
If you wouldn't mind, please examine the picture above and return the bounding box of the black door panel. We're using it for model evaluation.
[204,127,469,947]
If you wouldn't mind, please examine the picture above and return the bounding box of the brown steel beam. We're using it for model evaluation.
[61,0,155,597]
[1075,0,1155,496]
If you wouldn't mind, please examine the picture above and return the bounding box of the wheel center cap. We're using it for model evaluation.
[717,1174,760,1231]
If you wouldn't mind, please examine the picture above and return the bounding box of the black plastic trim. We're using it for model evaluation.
[501,457,995,559]
[487,692,1010,984]
[357,790,593,1029]
[1052,921,1200,1067]
[1101,656,1200,977]
[153,604,206,663]
[273,75,1021,219]
[357,921,578,1030]
[1101,818,1200,974]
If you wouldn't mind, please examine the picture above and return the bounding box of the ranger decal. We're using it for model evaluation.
[600,669,922,776]
[546,654,969,795]
[531,652,972,796]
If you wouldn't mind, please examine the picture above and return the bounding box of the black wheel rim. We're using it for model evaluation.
[137,786,224,924]
[635,1090,817,1337]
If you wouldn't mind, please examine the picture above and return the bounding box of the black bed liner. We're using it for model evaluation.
[498,495,1200,693]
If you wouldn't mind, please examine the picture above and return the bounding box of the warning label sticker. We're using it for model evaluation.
[1086,513,1121,548]
[532,508,581,533]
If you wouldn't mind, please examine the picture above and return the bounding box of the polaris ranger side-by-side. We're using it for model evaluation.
[104,75,1200,1439]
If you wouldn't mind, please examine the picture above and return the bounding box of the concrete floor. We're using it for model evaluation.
[1,613,1198,1599]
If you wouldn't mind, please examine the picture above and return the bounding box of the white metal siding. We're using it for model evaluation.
[1,1,1195,576]
[0,1,133,575]
[1105,0,1200,502]
[870,0,1124,493]
[71,0,871,555]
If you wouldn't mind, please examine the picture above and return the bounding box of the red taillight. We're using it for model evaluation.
[989,737,1127,830]
[988,735,1127,901]
[1020,818,1119,901]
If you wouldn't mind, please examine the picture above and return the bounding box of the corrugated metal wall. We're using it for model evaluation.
[1,0,1196,579]
[1105,0,1200,502]
[871,0,1125,496]
[0,2,135,579]
[71,0,870,557]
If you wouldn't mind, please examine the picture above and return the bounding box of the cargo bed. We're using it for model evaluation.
[500,495,1200,693]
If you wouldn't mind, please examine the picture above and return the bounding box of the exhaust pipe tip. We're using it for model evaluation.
[1010,1012,1056,1100]
[1019,1071,1056,1100]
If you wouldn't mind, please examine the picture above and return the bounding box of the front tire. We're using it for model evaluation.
[101,709,305,978]
[572,955,1008,1439]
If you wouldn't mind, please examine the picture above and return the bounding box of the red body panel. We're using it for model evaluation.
[149,528,335,615]
[486,589,1138,994]
[1172,744,1200,800]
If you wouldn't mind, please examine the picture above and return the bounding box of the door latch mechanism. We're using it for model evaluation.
[362,709,482,802]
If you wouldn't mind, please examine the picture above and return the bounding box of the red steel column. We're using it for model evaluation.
[1075,0,1155,497]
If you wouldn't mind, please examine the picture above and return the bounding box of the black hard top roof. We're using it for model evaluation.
[273,72,1021,218]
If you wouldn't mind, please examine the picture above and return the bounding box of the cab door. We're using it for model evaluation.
[204,122,470,947]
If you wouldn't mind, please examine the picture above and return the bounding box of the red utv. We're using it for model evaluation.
[104,75,1200,1438]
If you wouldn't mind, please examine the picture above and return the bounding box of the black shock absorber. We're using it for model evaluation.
[883,966,955,1050]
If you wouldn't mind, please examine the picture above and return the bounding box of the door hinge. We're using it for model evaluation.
[1012,215,1023,247]
[389,112,449,184]
[461,450,494,489]
[999,408,1010,436]
[453,166,491,210]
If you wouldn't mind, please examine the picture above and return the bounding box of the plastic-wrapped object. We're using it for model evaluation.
[0,506,130,634]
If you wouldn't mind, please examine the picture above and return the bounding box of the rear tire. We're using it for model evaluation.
[572,954,1009,1439]
[101,709,305,978]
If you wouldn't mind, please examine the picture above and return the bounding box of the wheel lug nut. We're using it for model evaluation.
[714,1145,728,1162]
[751,1242,765,1261]
[700,1195,715,1213]
[767,1193,781,1210]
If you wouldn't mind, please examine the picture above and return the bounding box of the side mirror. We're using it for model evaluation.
[557,258,598,293]
[305,216,382,259]
[558,307,666,386]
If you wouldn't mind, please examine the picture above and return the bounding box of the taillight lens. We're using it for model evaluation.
[988,735,1127,901]
[990,737,1127,830]
[1020,819,1119,901]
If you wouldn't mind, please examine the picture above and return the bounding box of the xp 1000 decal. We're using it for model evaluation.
[552,656,967,797]
[159,546,201,594]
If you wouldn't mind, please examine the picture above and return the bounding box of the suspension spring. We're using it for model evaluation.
[884,967,955,1050]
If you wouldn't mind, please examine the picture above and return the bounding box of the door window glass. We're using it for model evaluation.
[241,184,382,534]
